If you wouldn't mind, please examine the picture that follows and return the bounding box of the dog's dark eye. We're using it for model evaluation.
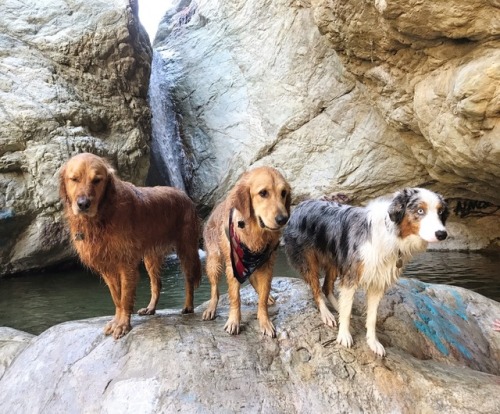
[259,189,268,198]
[92,178,102,185]
[417,208,425,215]
[281,189,287,198]
[69,177,79,183]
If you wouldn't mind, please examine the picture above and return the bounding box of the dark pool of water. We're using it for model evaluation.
[0,250,498,335]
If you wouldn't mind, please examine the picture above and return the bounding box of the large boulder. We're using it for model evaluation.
[153,0,500,248]
[0,0,152,275]
[0,278,499,413]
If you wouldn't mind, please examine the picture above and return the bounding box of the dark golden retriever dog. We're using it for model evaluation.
[59,153,201,339]
[202,167,291,337]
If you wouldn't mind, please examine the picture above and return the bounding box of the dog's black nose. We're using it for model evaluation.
[435,230,447,241]
[77,196,91,211]
[275,214,289,226]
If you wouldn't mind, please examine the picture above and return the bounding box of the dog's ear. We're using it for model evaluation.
[59,163,68,204]
[285,188,292,216]
[388,188,412,224]
[231,181,252,222]
[100,167,116,205]
[439,196,450,225]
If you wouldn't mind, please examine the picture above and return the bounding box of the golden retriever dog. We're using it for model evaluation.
[202,167,291,337]
[59,153,202,339]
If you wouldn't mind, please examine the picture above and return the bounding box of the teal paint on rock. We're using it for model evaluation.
[400,279,472,359]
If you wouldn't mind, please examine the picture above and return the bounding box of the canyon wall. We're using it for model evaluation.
[155,0,500,250]
[0,0,152,274]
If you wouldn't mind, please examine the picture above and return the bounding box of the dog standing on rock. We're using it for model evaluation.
[284,188,449,356]
[59,153,202,339]
[202,167,291,337]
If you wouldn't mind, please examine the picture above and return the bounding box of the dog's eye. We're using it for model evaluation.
[92,178,102,185]
[281,189,287,198]
[69,177,79,182]
[259,189,268,198]
[417,208,425,215]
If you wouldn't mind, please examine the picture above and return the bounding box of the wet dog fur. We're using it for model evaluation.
[202,167,291,337]
[284,188,449,355]
[59,153,202,339]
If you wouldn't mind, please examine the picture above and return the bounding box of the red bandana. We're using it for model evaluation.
[228,209,278,284]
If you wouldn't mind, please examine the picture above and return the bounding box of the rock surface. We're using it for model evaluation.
[0,0,152,275]
[0,277,499,413]
[154,0,500,246]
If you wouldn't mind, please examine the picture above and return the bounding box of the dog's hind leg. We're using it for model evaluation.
[178,242,202,314]
[249,274,276,305]
[323,264,339,312]
[303,250,336,327]
[365,287,386,356]
[138,253,163,316]
[336,285,356,348]
[202,250,223,321]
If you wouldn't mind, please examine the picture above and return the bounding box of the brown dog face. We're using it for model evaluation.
[233,167,291,231]
[59,153,113,218]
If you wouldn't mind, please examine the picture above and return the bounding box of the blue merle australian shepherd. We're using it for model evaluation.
[284,188,449,356]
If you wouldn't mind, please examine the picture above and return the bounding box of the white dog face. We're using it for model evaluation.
[389,188,449,243]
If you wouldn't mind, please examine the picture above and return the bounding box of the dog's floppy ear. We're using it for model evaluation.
[59,163,68,204]
[388,188,412,224]
[439,196,450,225]
[99,164,117,206]
[285,188,292,216]
[231,180,252,222]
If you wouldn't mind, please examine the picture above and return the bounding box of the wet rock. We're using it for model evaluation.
[0,278,498,413]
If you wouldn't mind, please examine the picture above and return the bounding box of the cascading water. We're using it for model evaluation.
[146,49,187,191]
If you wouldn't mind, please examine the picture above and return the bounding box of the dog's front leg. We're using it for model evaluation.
[224,268,242,335]
[365,287,386,356]
[336,285,356,348]
[250,269,276,338]
[101,272,121,336]
[110,267,139,339]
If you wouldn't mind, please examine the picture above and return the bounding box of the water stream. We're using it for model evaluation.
[146,49,187,189]
[0,250,498,335]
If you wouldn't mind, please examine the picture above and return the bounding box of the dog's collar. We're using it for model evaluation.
[226,208,278,284]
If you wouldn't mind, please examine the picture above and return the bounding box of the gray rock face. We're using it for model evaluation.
[0,278,499,413]
[0,0,152,275]
[154,0,500,248]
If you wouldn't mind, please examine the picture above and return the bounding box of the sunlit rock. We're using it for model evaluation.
[154,0,500,248]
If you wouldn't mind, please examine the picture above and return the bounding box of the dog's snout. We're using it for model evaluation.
[275,214,289,226]
[435,230,447,241]
[77,196,91,211]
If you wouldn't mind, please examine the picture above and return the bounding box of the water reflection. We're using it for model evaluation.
[0,250,498,335]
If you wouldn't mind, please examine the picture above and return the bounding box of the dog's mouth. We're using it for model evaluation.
[258,216,281,231]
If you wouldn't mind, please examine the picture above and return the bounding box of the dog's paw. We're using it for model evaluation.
[112,323,131,339]
[181,306,194,314]
[137,307,155,316]
[319,303,337,327]
[202,307,217,320]
[103,319,117,336]
[224,318,241,335]
[259,319,276,338]
[336,330,353,348]
[367,338,386,357]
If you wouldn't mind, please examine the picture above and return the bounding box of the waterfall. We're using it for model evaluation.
[146,49,186,191]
